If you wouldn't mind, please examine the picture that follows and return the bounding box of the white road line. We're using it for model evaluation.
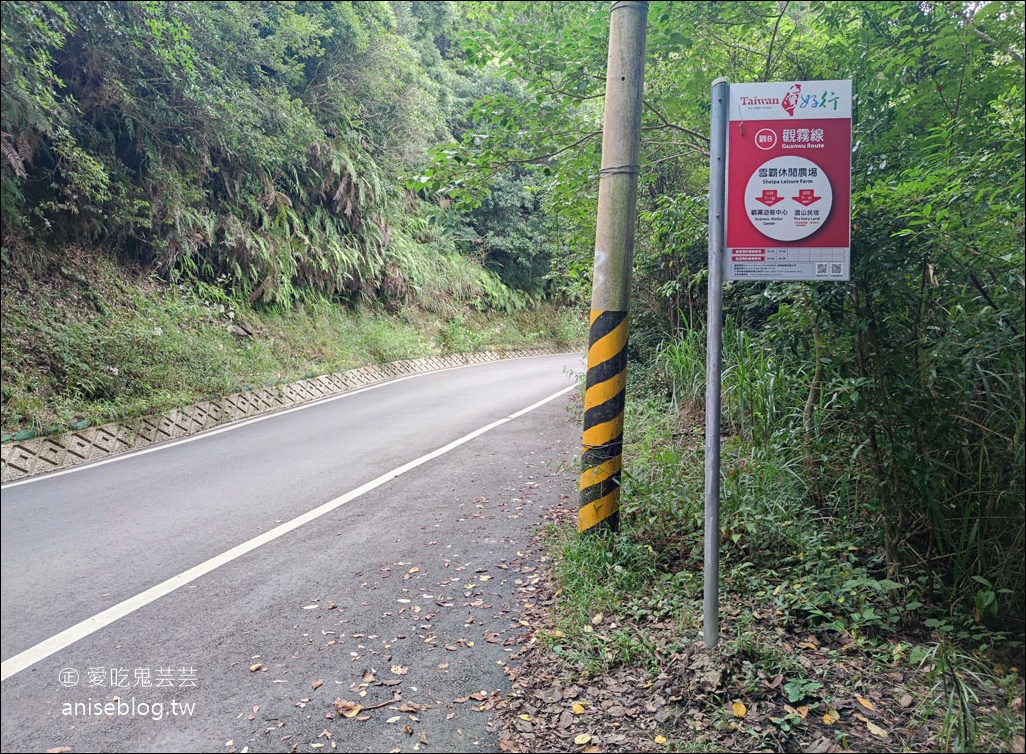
[1,354,575,490]
[1,369,431,489]
[0,383,576,682]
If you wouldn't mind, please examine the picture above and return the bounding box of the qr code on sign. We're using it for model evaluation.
[831,263,843,275]
[816,263,828,276]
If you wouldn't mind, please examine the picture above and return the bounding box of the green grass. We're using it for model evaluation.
[537,326,1024,753]
[0,247,585,438]
[541,525,668,675]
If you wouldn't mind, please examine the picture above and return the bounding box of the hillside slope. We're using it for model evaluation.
[1,244,582,440]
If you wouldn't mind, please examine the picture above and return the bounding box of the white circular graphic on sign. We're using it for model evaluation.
[754,128,777,150]
[744,156,832,242]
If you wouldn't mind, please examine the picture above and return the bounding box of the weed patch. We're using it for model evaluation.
[508,336,1024,753]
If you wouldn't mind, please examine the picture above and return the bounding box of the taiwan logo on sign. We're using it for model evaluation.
[725,80,852,281]
[781,83,801,116]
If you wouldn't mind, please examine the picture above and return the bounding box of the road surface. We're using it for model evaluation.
[1,353,583,752]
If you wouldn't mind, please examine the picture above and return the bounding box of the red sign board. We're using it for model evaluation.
[725,80,852,281]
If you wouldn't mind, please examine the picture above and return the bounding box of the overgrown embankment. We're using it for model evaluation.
[0,245,583,440]
[2,2,586,439]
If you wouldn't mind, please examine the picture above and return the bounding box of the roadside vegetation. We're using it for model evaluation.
[2,2,1023,751]
[1,1,583,438]
[495,343,1023,752]
[0,244,582,439]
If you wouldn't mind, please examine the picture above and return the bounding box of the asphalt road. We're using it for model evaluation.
[1,353,584,752]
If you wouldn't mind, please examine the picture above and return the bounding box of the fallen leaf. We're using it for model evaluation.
[572,702,587,714]
[867,720,889,737]
[311,679,323,690]
[898,693,914,708]
[823,708,840,725]
[333,699,362,718]
[386,715,402,724]
[361,669,376,684]
[390,665,408,676]
[537,687,562,703]
[419,732,428,745]
[856,695,876,712]
[574,733,592,745]
[591,612,604,625]
[250,664,263,672]
[518,713,531,721]
[731,701,747,718]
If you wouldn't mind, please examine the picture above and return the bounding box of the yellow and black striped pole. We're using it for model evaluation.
[579,1,647,534]
[579,309,629,532]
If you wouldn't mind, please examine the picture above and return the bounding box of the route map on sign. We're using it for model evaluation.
[725,80,852,281]
[744,156,832,242]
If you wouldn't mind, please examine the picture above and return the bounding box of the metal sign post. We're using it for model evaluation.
[704,79,852,648]
[704,78,729,649]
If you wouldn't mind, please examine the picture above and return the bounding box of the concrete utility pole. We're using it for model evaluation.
[578,1,648,535]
